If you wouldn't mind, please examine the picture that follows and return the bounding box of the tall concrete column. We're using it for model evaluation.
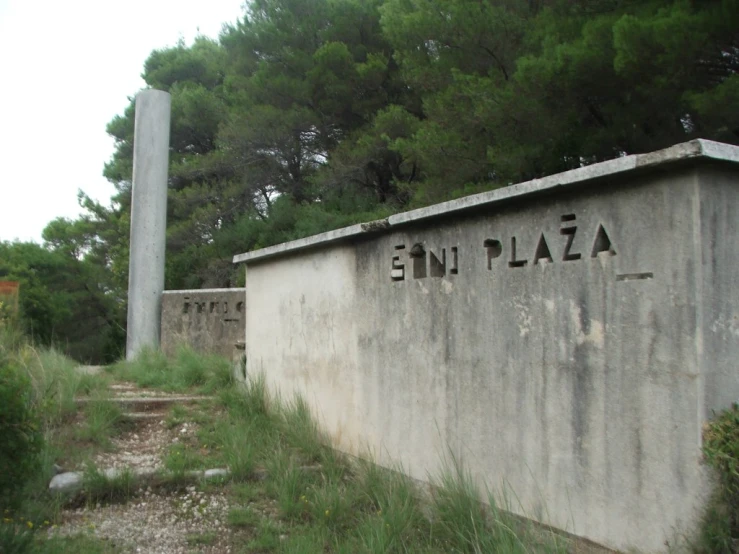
[126,89,171,360]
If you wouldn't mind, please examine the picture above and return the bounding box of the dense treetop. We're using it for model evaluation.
[3,0,737,361]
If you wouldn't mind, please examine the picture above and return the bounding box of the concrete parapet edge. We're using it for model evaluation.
[233,139,739,265]
[163,288,246,295]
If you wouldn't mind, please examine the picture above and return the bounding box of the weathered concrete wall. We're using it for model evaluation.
[160,289,245,359]
[234,140,739,553]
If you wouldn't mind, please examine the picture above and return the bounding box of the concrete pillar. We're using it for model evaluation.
[126,89,171,360]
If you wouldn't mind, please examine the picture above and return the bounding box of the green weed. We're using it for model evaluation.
[164,404,189,429]
[219,372,270,419]
[82,464,136,505]
[33,533,122,553]
[186,531,217,546]
[230,482,266,505]
[216,422,256,481]
[164,443,209,476]
[228,506,260,528]
[266,449,313,521]
[247,517,284,551]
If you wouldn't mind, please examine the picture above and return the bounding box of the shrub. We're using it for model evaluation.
[0,357,43,509]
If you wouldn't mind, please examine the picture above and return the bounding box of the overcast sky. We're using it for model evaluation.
[0,0,244,243]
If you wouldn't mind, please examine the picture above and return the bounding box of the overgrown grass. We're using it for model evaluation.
[205,371,570,554]
[696,403,739,553]
[0,323,119,553]
[0,525,121,554]
[75,396,126,448]
[111,344,232,393]
[82,464,136,505]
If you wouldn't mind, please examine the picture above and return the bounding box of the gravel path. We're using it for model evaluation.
[51,486,231,553]
[49,383,232,553]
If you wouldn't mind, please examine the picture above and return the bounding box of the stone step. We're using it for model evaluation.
[109,383,140,392]
[48,464,324,497]
[76,395,214,412]
[122,412,168,421]
[49,467,231,496]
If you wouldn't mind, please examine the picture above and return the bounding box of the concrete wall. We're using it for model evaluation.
[234,140,739,553]
[160,289,245,359]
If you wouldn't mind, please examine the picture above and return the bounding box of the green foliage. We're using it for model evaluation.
[0,238,125,364]
[0,527,121,554]
[0,354,43,509]
[699,403,739,552]
[186,531,217,546]
[0,523,35,554]
[0,326,116,554]
[379,0,739,204]
[164,443,209,475]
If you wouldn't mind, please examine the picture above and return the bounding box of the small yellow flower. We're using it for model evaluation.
[26,521,33,529]
[324,510,330,517]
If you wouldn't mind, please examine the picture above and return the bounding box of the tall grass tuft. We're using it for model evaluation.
[429,452,565,554]
[82,464,136,505]
[354,461,429,551]
[216,421,256,481]
[76,395,125,448]
[114,344,233,392]
[279,395,326,463]
[266,447,312,521]
[220,372,270,418]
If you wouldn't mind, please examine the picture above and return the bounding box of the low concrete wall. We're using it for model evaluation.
[234,140,739,553]
[160,288,245,359]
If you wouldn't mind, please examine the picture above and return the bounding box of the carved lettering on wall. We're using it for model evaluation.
[391,245,405,281]
[181,296,245,322]
[533,233,553,265]
[390,214,621,282]
[560,214,582,261]
[392,242,460,281]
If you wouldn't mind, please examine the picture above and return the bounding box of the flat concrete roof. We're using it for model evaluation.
[233,139,739,265]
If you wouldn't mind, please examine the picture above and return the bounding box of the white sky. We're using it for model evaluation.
[0,0,244,243]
